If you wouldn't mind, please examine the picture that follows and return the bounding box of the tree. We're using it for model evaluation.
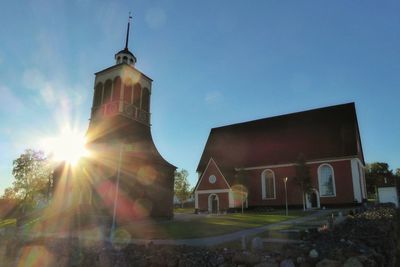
[2,187,18,200]
[234,169,247,214]
[174,169,190,208]
[3,149,53,213]
[365,162,394,197]
[293,154,312,211]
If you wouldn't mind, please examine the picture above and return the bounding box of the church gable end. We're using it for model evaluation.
[196,158,231,191]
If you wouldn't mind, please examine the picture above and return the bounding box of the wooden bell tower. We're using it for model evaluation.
[86,15,176,219]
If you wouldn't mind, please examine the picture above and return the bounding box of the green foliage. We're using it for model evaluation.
[293,154,312,210]
[233,169,248,213]
[0,218,16,228]
[3,149,53,212]
[365,162,394,195]
[174,169,191,206]
[2,187,18,200]
[366,162,392,176]
[293,154,312,193]
[234,169,246,185]
[174,207,195,214]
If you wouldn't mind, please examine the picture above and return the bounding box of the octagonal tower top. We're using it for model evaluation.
[115,13,136,66]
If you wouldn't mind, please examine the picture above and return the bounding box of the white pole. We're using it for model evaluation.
[110,143,123,240]
[284,177,288,216]
[241,185,244,214]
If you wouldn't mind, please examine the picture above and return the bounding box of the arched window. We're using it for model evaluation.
[261,169,275,199]
[123,56,128,63]
[93,82,103,107]
[318,164,336,197]
[141,87,150,112]
[133,83,141,107]
[103,79,112,104]
[123,79,133,103]
[112,76,121,101]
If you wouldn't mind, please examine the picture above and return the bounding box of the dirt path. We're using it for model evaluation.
[18,209,338,247]
[127,209,333,246]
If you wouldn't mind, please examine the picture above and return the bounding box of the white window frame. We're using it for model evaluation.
[318,164,337,197]
[261,169,276,199]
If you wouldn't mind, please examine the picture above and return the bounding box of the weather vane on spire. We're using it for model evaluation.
[115,12,137,65]
[125,12,133,50]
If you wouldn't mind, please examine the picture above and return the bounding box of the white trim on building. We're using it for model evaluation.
[317,163,337,197]
[239,156,359,171]
[350,158,362,202]
[194,158,231,192]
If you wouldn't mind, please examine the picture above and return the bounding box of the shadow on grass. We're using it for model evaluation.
[122,211,312,239]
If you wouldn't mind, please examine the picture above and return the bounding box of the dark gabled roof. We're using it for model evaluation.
[196,103,364,173]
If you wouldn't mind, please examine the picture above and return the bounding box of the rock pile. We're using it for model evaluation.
[301,204,399,267]
[9,240,287,267]
[1,204,398,266]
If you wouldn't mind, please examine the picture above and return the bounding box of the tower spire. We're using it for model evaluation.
[115,12,136,66]
[125,12,132,50]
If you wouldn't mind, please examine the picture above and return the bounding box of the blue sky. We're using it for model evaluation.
[0,0,399,193]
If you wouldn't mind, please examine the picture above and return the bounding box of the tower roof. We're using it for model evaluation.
[115,13,136,66]
[116,48,135,57]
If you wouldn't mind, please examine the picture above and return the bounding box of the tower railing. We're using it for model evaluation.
[90,101,150,126]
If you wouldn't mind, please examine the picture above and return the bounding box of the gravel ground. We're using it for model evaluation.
[0,204,398,266]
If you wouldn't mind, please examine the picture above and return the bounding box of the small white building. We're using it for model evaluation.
[377,187,399,207]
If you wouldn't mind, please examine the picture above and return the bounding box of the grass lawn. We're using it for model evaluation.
[1,208,316,241]
[122,210,314,239]
[210,210,329,249]
[247,208,348,241]
[0,218,16,228]
[173,207,195,214]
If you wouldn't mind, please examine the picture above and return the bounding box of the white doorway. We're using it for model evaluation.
[306,189,320,209]
[208,194,219,214]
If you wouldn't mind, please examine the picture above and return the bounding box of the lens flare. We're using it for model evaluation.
[41,126,89,165]
[18,245,54,267]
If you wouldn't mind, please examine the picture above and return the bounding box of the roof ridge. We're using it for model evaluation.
[211,102,355,131]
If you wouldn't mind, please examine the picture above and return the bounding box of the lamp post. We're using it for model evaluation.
[241,184,245,214]
[284,177,288,216]
[110,143,123,240]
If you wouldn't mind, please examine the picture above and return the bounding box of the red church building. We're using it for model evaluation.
[194,103,367,213]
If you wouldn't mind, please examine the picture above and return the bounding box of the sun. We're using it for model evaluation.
[42,127,90,165]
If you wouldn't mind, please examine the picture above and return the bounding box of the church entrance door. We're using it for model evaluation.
[208,194,219,214]
[306,189,320,209]
[310,191,318,208]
